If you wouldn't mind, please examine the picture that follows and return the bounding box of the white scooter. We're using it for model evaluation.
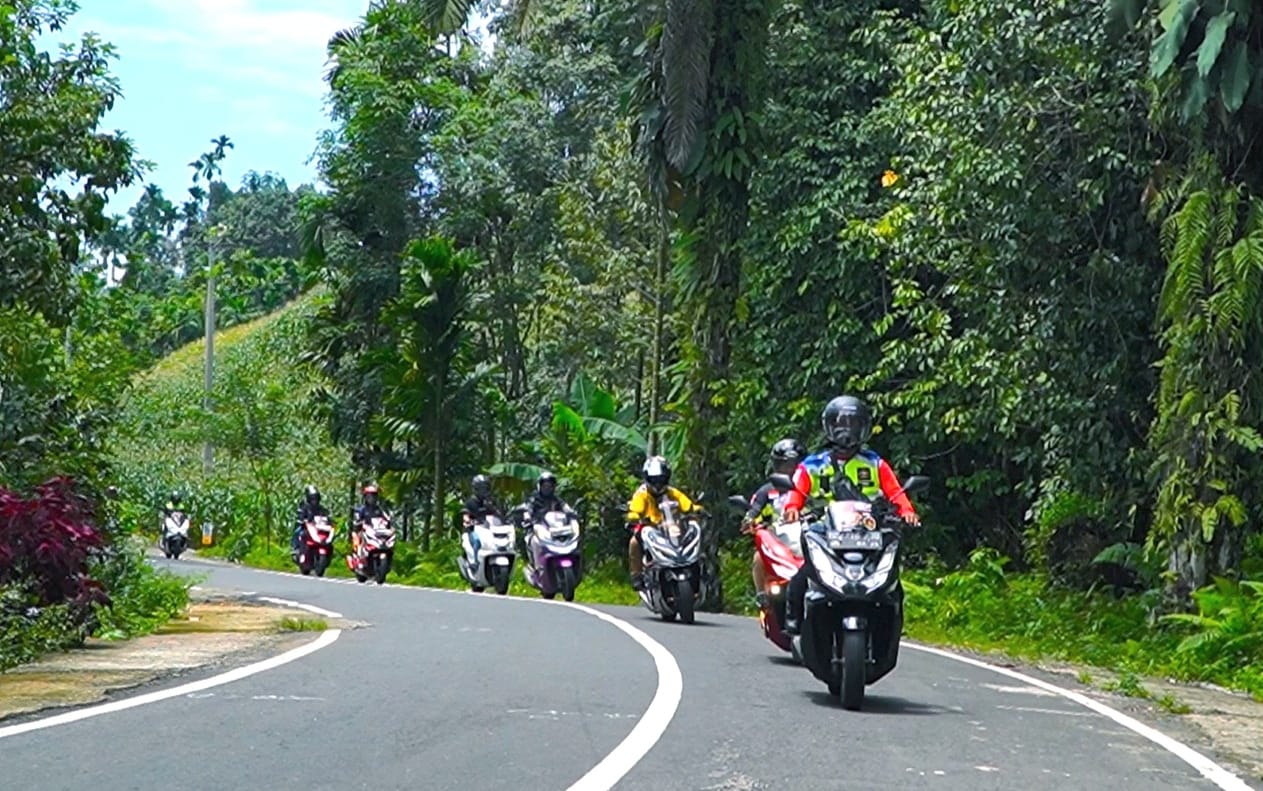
[458,514,517,595]
[160,511,190,559]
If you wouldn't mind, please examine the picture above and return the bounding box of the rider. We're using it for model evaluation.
[461,474,502,563]
[515,471,576,524]
[624,456,701,591]
[351,483,388,557]
[781,396,920,635]
[742,438,808,607]
[291,485,330,557]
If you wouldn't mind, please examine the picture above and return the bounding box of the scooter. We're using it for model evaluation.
[783,472,929,710]
[294,515,335,577]
[458,514,517,595]
[160,511,190,559]
[637,498,706,624]
[728,491,804,652]
[523,510,583,601]
[347,515,396,584]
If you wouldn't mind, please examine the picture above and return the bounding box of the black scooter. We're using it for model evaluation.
[773,472,929,710]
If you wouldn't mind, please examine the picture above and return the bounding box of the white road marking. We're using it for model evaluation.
[995,704,1095,717]
[0,628,340,740]
[906,643,1252,791]
[979,682,1056,696]
[256,596,342,619]
[553,600,683,791]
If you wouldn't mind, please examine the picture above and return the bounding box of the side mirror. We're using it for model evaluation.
[769,473,795,493]
[901,475,931,496]
[727,494,749,511]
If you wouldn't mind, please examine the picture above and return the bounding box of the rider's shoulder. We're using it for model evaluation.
[856,448,883,465]
[803,450,832,467]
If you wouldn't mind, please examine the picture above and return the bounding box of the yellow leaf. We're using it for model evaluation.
[881,170,901,188]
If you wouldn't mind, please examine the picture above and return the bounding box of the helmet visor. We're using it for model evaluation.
[825,412,870,447]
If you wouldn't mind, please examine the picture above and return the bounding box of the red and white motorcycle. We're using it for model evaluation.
[347,515,396,585]
[295,515,336,577]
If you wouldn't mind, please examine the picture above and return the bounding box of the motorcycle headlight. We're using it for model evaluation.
[862,543,899,592]
[805,538,845,591]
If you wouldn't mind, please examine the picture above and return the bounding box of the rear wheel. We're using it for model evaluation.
[675,578,695,625]
[558,566,578,602]
[841,630,867,710]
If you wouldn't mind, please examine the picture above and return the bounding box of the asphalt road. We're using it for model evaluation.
[0,555,1254,791]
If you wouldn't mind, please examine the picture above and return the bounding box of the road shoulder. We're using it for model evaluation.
[0,586,349,722]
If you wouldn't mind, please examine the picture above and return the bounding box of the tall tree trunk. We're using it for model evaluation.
[648,211,668,453]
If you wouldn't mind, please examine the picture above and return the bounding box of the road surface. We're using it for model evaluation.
[0,556,1253,790]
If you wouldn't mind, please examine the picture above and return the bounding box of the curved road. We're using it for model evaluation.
[0,557,1254,791]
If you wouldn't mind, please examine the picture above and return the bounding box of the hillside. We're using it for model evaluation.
[108,289,355,555]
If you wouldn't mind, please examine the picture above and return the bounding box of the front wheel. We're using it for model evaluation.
[374,553,392,585]
[558,566,578,603]
[314,553,330,577]
[492,565,511,596]
[675,578,695,625]
[841,630,867,710]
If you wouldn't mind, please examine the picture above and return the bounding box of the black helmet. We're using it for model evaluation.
[362,482,379,505]
[170,492,183,507]
[537,471,557,496]
[770,438,806,472]
[304,484,321,506]
[472,474,491,498]
[643,456,670,494]
[821,395,872,453]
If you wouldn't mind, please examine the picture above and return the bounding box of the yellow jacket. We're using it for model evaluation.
[626,484,696,525]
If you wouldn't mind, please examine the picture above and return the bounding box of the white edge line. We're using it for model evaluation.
[0,628,341,740]
[904,642,1252,791]
[257,596,343,619]
[555,601,683,791]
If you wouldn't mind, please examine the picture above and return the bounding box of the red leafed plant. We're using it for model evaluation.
[0,477,109,610]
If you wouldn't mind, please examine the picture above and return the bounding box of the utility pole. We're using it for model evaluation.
[202,231,218,477]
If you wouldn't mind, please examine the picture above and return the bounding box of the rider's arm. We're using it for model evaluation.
[670,487,697,513]
[625,488,648,523]
[877,459,916,517]
[784,463,814,511]
[744,484,771,522]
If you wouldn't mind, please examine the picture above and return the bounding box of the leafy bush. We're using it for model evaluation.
[904,553,1263,700]
[90,535,192,639]
[0,585,84,671]
[0,477,109,612]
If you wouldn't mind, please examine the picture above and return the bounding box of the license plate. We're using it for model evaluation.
[829,531,883,551]
[493,557,510,566]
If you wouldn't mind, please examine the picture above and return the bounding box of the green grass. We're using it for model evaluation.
[278,616,328,632]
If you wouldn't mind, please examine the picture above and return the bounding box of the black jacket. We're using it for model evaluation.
[462,495,502,522]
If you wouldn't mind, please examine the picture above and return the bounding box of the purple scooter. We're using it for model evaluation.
[522,510,583,601]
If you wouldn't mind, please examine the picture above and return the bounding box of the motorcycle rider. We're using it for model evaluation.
[781,396,920,635]
[351,482,389,558]
[291,485,330,557]
[461,474,502,565]
[625,456,702,591]
[742,438,808,607]
[512,471,576,525]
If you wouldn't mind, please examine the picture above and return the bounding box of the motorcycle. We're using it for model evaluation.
[347,515,396,585]
[458,514,517,595]
[728,491,804,653]
[294,515,336,577]
[523,510,583,601]
[160,511,190,560]
[779,472,929,710]
[637,497,706,624]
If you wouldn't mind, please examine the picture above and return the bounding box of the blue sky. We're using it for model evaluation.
[46,0,372,214]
